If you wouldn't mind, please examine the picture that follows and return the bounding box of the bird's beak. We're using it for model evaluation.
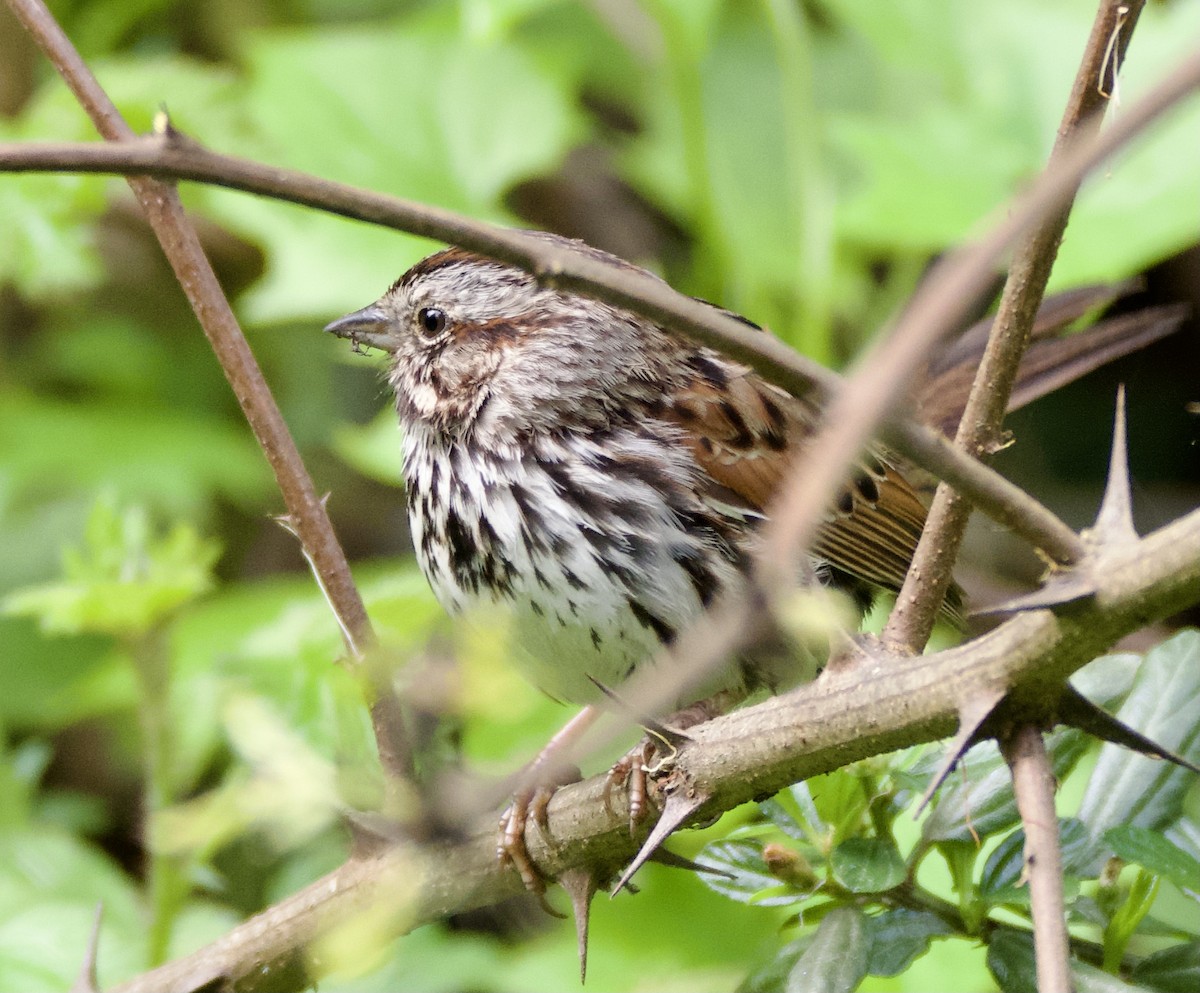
[324,304,401,354]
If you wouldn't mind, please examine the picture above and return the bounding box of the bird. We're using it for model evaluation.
[325,231,1178,891]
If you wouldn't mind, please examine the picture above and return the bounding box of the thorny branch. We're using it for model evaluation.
[110,502,1200,992]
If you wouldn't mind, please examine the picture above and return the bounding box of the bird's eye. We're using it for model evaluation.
[417,307,447,337]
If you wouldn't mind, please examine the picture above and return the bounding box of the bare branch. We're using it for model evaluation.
[3,0,412,780]
[885,0,1148,652]
[1001,724,1073,993]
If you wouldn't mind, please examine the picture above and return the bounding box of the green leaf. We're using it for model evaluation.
[760,782,826,841]
[1105,826,1200,893]
[863,907,951,977]
[0,53,241,300]
[830,837,905,894]
[1132,941,1200,993]
[740,936,813,993]
[786,906,869,993]
[1106,870,1161,972]
[922,730,1090,843]
[808,769,869,845]
[987,930,1037,993]
[4,496,219,638]
[697,840,805,906]
[203,15,582,322]
[1079,631,1200,840]
[982,818,1106,902]
[332,409,405,486]
[0,394,272,517]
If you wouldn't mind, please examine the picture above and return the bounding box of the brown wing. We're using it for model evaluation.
[662,351,939,600]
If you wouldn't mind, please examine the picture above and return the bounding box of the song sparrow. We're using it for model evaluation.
[326,233,942,715]
[326,233,1180,895]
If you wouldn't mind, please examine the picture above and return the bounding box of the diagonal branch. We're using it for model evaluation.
[4,0,413,781]
[884,0,1148,653]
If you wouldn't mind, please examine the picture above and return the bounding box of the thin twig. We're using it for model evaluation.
[108,502,1200,993]
[756,13,1199,594]
[4,0,413,781]
[884,0,1147,652]
[1001,724,1073,993]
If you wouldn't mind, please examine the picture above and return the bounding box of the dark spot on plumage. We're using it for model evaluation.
[419,521,439,560]
[591,628,602,650]
[698,435,714,455]
[551,533,571,558]
[427,457,440,492]
[643,397,666,418]
[620,454,677,495]
[761,394,787,433]
[542,458,607,519]
[427,368,444,397]
[611,498,652,527]
[530,600,544,617]
[674,401,698,423]
[825,566,876,615]
[563,567,586,591]
[605,557,638,589]
[510,483,548,545]
[629,600,676,645]
[675,547,719,607]
[855,472,880,504]
[479,513,501,551]
[837,488,855,515]
[581,525,615,554]
[624,533,654,566]
[763,431,787,451]
[555,612,567,627]
[568,599,578,616]
[719,400,754,450]
[862,452,886,476]
[533,564,553,590]
[686,352,731,388]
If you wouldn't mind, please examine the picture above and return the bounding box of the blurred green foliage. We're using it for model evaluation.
[1,0,1198,990]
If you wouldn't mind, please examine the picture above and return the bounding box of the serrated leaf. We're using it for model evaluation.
[786,906,868,993]
[4,497,218,638]
[830,837,905,894]
[696,840,805,906]
[1106,826,1200,892]
[1079,631,1200,840]
[1131,940,1200,993]
[863,907,951,977]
